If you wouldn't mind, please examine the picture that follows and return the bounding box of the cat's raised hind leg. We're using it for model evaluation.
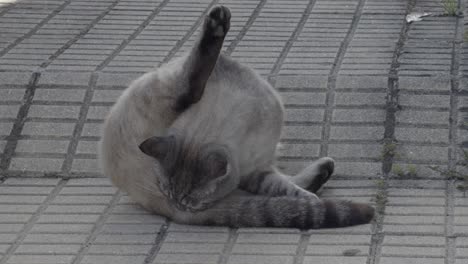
[175,5,231,112]
[291,157,335,193]
[239,169,319,200]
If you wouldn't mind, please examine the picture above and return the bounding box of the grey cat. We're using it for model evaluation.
[99,6,374,228]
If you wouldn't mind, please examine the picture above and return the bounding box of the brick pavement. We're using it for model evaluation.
[0,0,467,263]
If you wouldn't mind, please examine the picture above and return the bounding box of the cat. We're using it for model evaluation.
[99,5,374,228]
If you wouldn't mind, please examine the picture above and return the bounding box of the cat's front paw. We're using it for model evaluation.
[205,5,231,38]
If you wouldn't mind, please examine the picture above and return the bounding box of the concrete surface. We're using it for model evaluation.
[0,0,467,263]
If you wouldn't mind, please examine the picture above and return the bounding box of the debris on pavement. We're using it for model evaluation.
[406,11,432,23]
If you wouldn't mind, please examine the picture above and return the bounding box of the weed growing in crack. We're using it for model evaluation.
[392,164,419,178]
[442,0,458,16]
[381,142,400,162]
[429,149,468,197]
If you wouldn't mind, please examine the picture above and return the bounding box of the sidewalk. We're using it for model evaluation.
[0,0,467,263]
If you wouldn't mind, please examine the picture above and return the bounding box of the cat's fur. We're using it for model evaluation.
[99,6,374,228]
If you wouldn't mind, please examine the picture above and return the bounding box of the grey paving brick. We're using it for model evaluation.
[330,125,383,141]
[75,140,98,155]
[336,75,387,89]
[52,195,112,204]
[165,232,228,243]
[15,244,82,254]
[2,178,60,186]
[87,244,152,255]
[37,214,101,224]
[30,223,93,233]
[71,158,100,174]
[7,254,75,264]
[33,88,86,102]
[0,223,24,233]
[0,119,13,133]
[399,76,450,91]
[28,104,80,119]
[275,76,328,89]
[81,255,146,264]
[328,143,381,159]
[9,157,64,172]
[0,72,32,85]
[237,233,300,244]
[395,127,449,144]
[302,256,368,264]
[21,121,75,136]
[333,161,381,178]
[380,258,444,264]
[154,254,219,264]
[0,105,20,118]
[15,139,69,154]
[38,72,92,86]
[22,233,88,243]
[281,125,322,141]
[228,255,294,264]
[305,244,369,256]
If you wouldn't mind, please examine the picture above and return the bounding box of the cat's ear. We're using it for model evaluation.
[204,151,230,179]
[139,136,174,160]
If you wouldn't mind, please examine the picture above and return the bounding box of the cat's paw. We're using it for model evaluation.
[317,157,334,177]
[205,5,231,38]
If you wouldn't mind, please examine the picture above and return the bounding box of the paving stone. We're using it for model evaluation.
[38,72,92,86]
[21,121,75,136]
[15,139,69,153]
[0,72,32,85]
[15,244,82,254]
[33,88,86,102]
[229,255,294,264]
[87,244,152,255]
[302,256,367,264]
[70,158,100,174]
[7,255,75,264]
[28,104,80,119]
[9,157,64,172]
[81,255,146,264]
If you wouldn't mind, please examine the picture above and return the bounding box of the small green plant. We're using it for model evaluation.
[375,178,385,189]
[442,0,458,16]
[429,149,468,196]
[392,164,419,178]
[372,177,387,215]
[392,164,405,177]
[407,165,418,178]
[381,142,400,161]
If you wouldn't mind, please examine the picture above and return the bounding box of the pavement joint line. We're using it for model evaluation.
[368,1,417,264]
[159,0,219,66]
[141,218,170,264]
[0,178,68,264]
[292,231,310,264]
[95,0,170,71]
[70,190,122,264]
[224,0,267,55]
[445,0,465,262]
[0,72,40,172]
[269,0,317,76]
[37,0,122,70]
[217,228,238,264]
[0,0,73,57]
[319,0,366,158]
[61,73,98,174]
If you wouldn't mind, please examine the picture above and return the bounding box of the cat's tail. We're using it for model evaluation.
[173,192,374,229]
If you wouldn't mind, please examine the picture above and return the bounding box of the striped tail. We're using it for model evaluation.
[173,193,375,229]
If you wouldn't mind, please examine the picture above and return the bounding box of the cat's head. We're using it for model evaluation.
[139,135,237,212]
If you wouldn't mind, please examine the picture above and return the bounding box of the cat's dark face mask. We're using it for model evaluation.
[139,135,235,212]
